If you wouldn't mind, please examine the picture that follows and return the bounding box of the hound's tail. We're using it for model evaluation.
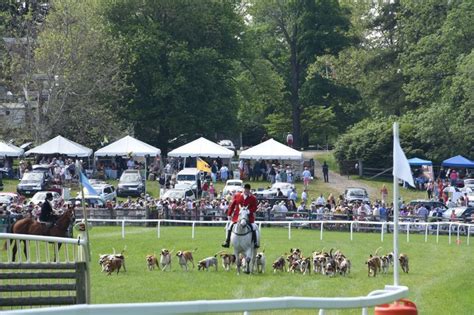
[374,247,383,256]
[214,250,226,257]
[121,245,127,255]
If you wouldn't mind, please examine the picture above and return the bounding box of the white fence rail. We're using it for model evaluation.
[84,218,474,245]
[2,285,409,315]
[0,233,87,263]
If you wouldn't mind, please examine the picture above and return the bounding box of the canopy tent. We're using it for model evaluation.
[239,138,303,160]
[95,135,161,157]
[442,155,474,168]
[25,135,92,157]
[0,141,23,157]
[407,157,432,166]
[167,137,234,158]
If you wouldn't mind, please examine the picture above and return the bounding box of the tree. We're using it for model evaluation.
[26,0,127,147]
[103,0,246,153]
[249,0,353,148]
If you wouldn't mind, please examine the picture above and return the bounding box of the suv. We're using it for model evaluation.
[117,170,145,197]
[218,140,236,154]
[343,187,370,204]
[17,171,49,197]
[84,181,116,202]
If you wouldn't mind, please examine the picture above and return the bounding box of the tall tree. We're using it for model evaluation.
[249,0,353,148]
[23,0,127,147]
[103,0,246,153]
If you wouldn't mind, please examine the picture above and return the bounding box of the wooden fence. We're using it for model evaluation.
[0,233,89,310]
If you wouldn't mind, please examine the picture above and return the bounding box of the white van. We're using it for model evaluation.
[176,168,201,190]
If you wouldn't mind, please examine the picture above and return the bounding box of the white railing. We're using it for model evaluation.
[1,285,409,315]
[83,218,474,245]
[0,233,87,263]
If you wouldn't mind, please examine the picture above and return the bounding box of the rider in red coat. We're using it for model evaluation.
[222,183,259,248]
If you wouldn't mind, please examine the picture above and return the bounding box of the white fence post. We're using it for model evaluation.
[320,222,324,241]
[122,220,125,239]
[288,222,291,240]
[456,224,460,244]
[192,222,195,239]
[406,223,410,243]
[157,221,161,239]
[449,224,452,244]
[381,223,384,243]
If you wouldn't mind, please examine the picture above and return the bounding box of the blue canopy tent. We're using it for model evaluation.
[441,155,474,168]
[407,157,432,166]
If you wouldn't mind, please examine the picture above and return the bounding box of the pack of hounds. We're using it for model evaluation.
[98,246,409,277]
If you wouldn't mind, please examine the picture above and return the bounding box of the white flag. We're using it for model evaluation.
[392,124,415,187]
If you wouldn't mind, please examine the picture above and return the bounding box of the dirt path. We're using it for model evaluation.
[302,151,379,198]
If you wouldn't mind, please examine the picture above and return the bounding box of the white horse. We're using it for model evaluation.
[230,206,256,274]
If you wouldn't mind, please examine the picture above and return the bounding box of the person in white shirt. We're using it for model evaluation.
[127,158,135,169]
[301,189,308,204]
[316,194,325,206]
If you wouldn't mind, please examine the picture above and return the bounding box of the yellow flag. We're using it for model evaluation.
[197,158,211,173]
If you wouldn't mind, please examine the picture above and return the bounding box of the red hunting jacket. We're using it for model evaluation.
[227,192,257,223]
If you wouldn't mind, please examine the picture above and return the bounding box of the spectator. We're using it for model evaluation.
[322,161,329,183]
[380,184,388,204]
[302,167,311,188]
[416,204,429,221]
[301,189,308,204]
[286,132,293,148]
[316,194,325,206]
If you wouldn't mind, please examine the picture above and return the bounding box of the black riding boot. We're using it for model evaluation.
[221,225,232,248]
[251,229,259,249]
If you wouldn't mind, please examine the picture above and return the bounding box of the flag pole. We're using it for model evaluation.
[393,122,400,286]
[78,167,91,303]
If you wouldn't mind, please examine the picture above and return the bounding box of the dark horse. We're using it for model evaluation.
[6,209,75,261]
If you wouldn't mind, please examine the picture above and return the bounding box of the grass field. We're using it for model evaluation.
[85,225,473,314]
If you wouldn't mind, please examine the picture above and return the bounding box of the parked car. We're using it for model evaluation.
[442,206,474,222]
[464,179,474,191]
[117,170,145,197]
[161,187,196,200]
[0,192,21,206]
[218,140,236,154]
[255,182,295,199]
[343,187,370,204]
[409,200,448,216]
[30,191,62,205]
[83,181,116,202]
[17,171,49,197]
[69,196,106,208]
[222,179,244,196]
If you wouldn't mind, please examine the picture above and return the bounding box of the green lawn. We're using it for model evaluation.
[83,225,473,314]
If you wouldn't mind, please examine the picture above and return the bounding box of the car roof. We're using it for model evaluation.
[226,180,242,184]
[177,168,199,175]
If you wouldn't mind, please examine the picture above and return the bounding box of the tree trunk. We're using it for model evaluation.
[290,41,301,149]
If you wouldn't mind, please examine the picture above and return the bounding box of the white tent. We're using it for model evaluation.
[25,135,92,157]
[167,137,234,158]
[239,138,303,160]
[95,135,161,157]
[0,141,23,157]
